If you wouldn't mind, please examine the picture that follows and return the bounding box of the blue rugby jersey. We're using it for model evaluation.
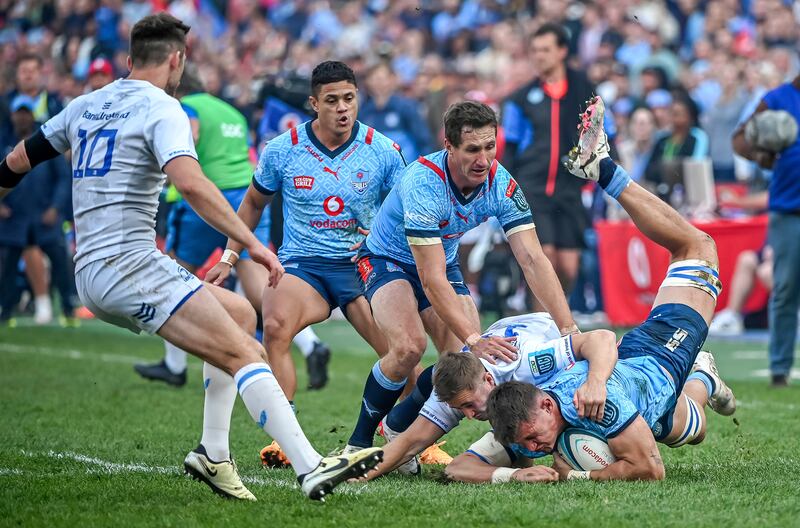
[541,356,677,439]
[253,120,405,260]
[366,149,534,266]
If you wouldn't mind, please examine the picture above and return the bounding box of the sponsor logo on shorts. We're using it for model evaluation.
[177,266,193,282]
[665,328,688,352]
[386,261,404,274]
[357,258,374,283]
[293,175,315,190]
[323,195,345,216]
[309,218,357,230]
[351,169,370,194]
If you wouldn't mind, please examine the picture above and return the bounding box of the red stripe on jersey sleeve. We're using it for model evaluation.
[417,156,446,182]
[365,127,375,145]
[290,127,298,145]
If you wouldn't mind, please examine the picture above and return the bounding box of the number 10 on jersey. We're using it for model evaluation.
[73,128,118,178]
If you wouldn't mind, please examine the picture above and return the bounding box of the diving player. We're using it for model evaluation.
[484,97,735,482]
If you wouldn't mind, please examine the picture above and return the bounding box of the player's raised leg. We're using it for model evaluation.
[347,279,428,450]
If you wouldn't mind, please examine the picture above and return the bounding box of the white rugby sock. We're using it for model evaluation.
[293,326,319,358]
[234,363,322,475]
[200,363,236,461]
[164,341,188,374]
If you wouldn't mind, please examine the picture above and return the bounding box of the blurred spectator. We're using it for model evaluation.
[710,243,773,336]
[617,106,657,183]
[644,96,709,199]
[502,23,598,301]
[360,61,431,161]
[86,57,115,92]
[0,95,76,326]
[6,54,63,122]
[701,62,749,182]
[646,88,673,132]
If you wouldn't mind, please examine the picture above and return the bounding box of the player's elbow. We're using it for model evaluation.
[637,459,665,481]
[6,141,31,173]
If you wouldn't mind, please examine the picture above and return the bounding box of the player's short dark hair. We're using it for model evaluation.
[433,353,485,403]
[311,61,357,96]
[176,63,205,98]
[443,101,497,147]
[534,22,569,48]
[17,53,43,69]
[487,381,541,446]
[129,13,190,68]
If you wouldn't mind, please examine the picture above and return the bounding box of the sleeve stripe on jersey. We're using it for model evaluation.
[465,450,492,465]
[365,126,374,145]
[407,236,442,246]
[488,160,498,188]
[252,176,276,196]
[417,156,446,182]
[606,411,640,439]
[290,127,298,145]
[503,216,535,235]
[160,152,198,171]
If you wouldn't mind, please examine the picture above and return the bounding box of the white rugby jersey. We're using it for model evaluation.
[42,79,196,271]
[420,313,574,432]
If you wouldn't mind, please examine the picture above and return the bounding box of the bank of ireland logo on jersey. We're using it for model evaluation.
[351,169,370,194]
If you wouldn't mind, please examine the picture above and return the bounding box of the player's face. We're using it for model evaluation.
[447,373,495,420]
[445,125,497,190]
[310,81,358,137]
[515,406,559,454]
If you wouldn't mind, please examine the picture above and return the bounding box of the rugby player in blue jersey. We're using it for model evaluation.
[343,101,579,454]
[482,97,735,482]
[206,61,406,463]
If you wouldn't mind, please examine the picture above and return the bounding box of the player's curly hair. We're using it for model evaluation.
[443,101,497,147]
[487,381,541,446]
[433,352,486,403]
[130,13,190,68]
[311,61,357,96]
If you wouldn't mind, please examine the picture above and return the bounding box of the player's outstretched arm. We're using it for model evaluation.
[569,330,618,422]
[365,417,444,480]
[507,228,577,335]
[446,432,558,484]
[568,416,665,482]
[410,243,518,363]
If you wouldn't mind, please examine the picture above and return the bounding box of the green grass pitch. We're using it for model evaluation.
[1,320,799,527]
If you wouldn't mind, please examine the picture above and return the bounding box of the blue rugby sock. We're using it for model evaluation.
[598,158,631,199]
[386,365,434,432]
[348,361,407,448]
[687,371,716,398]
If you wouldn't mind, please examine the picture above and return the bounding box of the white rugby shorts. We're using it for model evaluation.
[76,248,202,334]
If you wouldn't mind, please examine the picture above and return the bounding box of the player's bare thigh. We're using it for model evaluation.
[370,279,428,374]
[236,258,267,312]
[157,283,263,375]
[420,294,480,353]
[261,273,331,339]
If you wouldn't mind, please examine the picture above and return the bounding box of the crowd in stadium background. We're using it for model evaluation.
[0,0,798,325]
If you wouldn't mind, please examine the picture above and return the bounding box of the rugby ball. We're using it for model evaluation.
[556,428,616,471]
[745,110,799,152]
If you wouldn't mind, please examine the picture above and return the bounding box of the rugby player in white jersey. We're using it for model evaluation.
[364,312,616,479]
[0,13,381,501]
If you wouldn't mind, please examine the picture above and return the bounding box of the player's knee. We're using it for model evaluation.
[737,250,759,270]
[692,231,718,266]
[391,335,428,370]
[262,313,294,345]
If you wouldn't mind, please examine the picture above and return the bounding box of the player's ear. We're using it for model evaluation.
[308,95,318,113]
[126,56,132,71]
[485,372,495,387]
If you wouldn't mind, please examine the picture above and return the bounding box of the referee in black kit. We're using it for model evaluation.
[502,23,609,305]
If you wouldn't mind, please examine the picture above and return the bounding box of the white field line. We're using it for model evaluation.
[749,368,800,380]
[14,450,373,495]
[0,343,202,370]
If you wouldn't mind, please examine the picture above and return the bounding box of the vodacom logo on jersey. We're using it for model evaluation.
[323,195,345,216]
